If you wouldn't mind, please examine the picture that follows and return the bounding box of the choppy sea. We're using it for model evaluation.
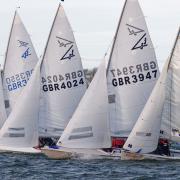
[0,153,180,180]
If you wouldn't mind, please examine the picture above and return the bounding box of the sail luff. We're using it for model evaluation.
[2,11,17,74]
[106,0,127,75]
[40,4,61,69]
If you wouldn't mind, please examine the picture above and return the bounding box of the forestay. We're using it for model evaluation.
[3,11,38,116]
[59,61,111,149]
[123,60,169,154]
[161,28,180,142]
[107,0,159,137]
[39,5,86,137]
[0,59,41,149]
[0,71,7,128]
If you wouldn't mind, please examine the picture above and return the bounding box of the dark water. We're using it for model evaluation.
[0,153,180,180]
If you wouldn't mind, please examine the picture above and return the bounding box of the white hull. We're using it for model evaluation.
[42,146,180,160]
[0,146,41,154]
[41,147,73,159]
[121,149,180,160]
[41,146,116,159]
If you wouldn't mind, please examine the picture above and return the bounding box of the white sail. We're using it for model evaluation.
[3,11,38,116]
[107,0,159,137]
[39,5,86,137]
[161,28,180,142]
[59,60,111,149]
[0,71,7,128]
[123,59,169,154]
[0,59,41,150]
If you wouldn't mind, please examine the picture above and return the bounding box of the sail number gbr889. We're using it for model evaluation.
[41,70,85,92]
[110,61,158,86]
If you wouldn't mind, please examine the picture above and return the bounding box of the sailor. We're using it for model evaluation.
[153,139,170,156]
[38,137,56,148]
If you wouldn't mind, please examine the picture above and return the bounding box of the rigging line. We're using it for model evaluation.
[104,39,113,58]
[2,11,17,78]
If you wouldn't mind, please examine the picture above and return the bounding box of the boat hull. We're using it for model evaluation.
[121,149,180,160]
[42,146,180,160]
[41,147,72,159]
[41,146,113,159]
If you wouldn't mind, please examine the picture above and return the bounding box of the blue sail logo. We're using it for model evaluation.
[18,40,32,59]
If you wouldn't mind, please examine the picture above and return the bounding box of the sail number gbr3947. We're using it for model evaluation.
[110,61,158,86]
[41,70,85,92]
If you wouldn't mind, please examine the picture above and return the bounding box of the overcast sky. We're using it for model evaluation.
[0,0,179,69]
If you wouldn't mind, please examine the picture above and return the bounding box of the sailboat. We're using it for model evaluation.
[0,4,86,153]
[38,4,86,142]
[122,27,180,160]
[42,0,160,159]
[2,11,38,119]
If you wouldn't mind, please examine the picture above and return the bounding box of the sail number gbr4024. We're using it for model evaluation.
[41,70,85,92]
[110,61,158,86]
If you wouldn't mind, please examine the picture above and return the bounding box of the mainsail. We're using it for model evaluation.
[3,11,38,116]
[107,0,159,137]
[59,61,111,149]
[161,28,180,142]
[0,59,41,150]
[123,28,180,154]
[39,4,86,137]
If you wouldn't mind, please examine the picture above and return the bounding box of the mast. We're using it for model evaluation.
[106,0,127,76]
[40,4,61,69]
[2,11,17,78]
